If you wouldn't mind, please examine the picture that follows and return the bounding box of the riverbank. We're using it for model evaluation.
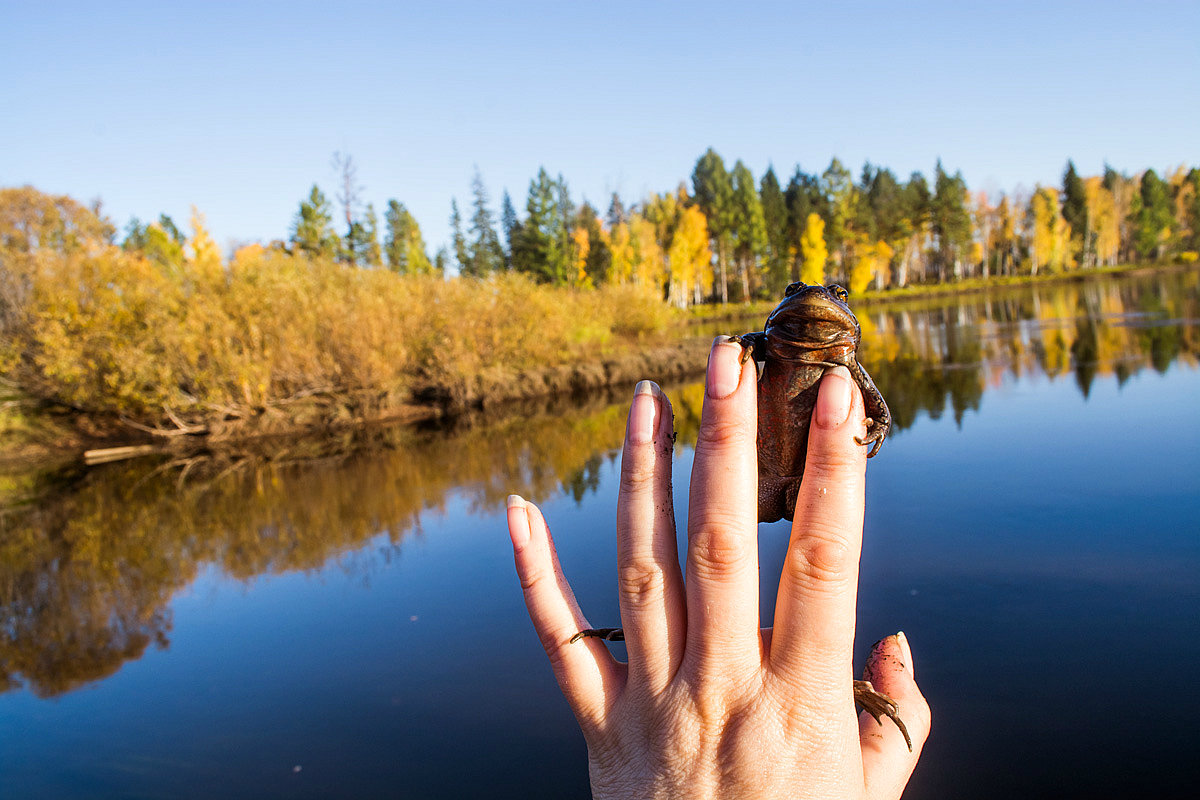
[4,261,1193,468]
[0,336,713,469]
[687,261,1196,325]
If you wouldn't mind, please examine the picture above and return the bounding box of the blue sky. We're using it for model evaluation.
[3,0,1197,255]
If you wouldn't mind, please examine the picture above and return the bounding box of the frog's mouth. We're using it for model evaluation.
[763,295,860,359]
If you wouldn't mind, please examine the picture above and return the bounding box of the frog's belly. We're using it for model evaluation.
[755,362,826,523]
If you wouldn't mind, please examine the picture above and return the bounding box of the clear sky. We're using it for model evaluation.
[3,0,1197,255]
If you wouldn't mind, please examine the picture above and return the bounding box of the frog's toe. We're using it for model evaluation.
[569,627,625,644]
[854,679,912,751]
[854,423,887,457]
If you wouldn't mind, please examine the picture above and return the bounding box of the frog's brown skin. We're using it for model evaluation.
[734,281,891,523]
[573,282,907,750]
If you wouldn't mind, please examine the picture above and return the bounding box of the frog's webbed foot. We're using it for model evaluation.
[848,360,890,458]
[854,679,912,751]
[569,627,625,644]
[729,331,766,366]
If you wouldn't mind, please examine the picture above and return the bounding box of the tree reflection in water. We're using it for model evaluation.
[1,267,1196,698]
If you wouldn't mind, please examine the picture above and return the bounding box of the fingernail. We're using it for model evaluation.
[815,366,852,428]
[506,494,529,548]
[629,380,659,444]
[897,630,913,676]
[706,335,743,399]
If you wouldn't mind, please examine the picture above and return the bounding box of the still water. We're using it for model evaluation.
[2,268,1198,798]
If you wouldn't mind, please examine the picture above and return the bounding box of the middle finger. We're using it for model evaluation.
[684,336,762,676]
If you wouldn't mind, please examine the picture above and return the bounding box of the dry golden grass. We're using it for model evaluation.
[1,247,672,430]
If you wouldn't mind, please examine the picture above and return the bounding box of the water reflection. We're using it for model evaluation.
[1,268,1197,700]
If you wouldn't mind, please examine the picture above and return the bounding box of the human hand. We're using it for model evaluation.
[506,336,930,799]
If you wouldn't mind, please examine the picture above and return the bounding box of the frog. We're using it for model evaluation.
[573,282,907,749]
[732,280,891,523]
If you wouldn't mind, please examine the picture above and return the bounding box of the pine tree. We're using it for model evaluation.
[930,160,972,281]
[606,192,627,228]
[464,169,504,277]
[759,166,789,296]
[290,185,340,259]
[449,198,469,275]
[384,200,433,274]
[500,190,519,269]
[512,168,565,283]
[575,202,610,285]
[1135,169,1173,261]
[730,160,766,300]
[344,203,381,266]
[691,148,735,302]
[1062,160,1089,265]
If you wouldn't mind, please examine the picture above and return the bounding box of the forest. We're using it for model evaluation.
[1,149,1197,439]
[275,149,1199,305]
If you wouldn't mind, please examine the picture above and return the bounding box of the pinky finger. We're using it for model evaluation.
[507,495,623,729]
[859,633,931,800]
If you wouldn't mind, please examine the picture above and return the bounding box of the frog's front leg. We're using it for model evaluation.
[729,330,766,366]
[847,360,890,458]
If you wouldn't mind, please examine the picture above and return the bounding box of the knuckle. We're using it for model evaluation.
[804,443,863,478]
[687,526,752,579]
[618,455,658,496]
[617,561,667,605]
[786,526,856,587]
[518,562,551,594]
[695,413,752,453]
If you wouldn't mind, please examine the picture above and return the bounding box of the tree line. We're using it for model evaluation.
[266,150,1200,307]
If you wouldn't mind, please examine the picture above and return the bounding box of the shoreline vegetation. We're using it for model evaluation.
[3,148,1199,465]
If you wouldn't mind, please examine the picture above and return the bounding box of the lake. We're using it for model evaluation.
[2,267,1198,798]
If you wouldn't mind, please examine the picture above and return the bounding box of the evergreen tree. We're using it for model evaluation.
[433,246,449,276]
[512,168,566,283]
[290,185,340,259]
[930,160,972,280]
[344,203,380,266]
[867,167,905,245]
[575,202,611,285]
[1135,169,1173,261]
[464,169,504,277]
[384,200,433,274]
[606,192,627,228]
[820,157,855,270]
[900,172,932,285]
[784,167,819,282]
[691,148,735,302]
[730,160,766,300]
[449,198,469,274]
[500,190,519,269]
[157,214,185,246]
[1062,160,1089,264]
[759,165,789,296]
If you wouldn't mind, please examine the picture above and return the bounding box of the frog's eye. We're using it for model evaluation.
[784,281,805,297]
[830,285,849,302]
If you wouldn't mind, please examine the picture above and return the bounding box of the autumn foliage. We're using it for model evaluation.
[0,187,668,434]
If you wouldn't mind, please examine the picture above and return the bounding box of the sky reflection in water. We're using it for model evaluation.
[1,269,1198,798]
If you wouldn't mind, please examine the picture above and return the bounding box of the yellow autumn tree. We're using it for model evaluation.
[1083,177,1119,267]
[570,226,592,288]
[187,207,223,283]
[848,238,893,295]
[605,222,635,285]
[1030,187,1072,274]
[628,213,665,292]
[799,212,827,285]
[666,205,712,307]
